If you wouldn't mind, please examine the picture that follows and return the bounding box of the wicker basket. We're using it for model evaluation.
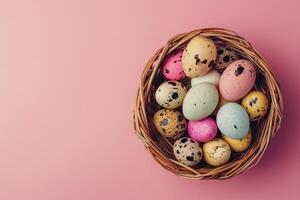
[133,28,283,180]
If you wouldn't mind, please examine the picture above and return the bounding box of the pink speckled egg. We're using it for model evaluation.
[162,51,185,80]
[188,117,217,142]
[219,59,256,101]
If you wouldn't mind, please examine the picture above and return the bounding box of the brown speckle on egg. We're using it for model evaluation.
[208,60,215,68]
[194,54,201,65]
[235,65,245,76]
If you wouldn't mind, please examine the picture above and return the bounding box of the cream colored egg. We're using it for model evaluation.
[241,90,269,121]
[155,81,187,109]
[203,138,231,167]
[191,69,220,87]
[222,130,252,152]
[182,36,217,78]
[153,109,187,139]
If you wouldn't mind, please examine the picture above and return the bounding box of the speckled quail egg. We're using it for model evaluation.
[215,46,239,69]
[173,137,203,167]
[182,36,217,78]
[155,81,187,109]
[154,109,186,138]
[241,90,269,121]
[203,138,231,167]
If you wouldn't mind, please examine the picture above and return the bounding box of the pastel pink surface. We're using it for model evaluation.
[188,118,217,142]
[0,0,300,200]
[219,59,256,101]
[162,51,185,80]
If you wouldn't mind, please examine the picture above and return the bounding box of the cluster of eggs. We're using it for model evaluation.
[153,36,269,167]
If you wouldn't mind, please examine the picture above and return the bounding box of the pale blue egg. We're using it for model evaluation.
[216,102,249,139]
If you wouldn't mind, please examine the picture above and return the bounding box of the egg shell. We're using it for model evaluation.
[241,91,269,121]
[203,138,231,167]
[215,46,239,69]
[173,137,203,166]
[154,109,186,138]
[162,51,185,80]
[222,130,252,152]
[191,69,220,87]
[182,36,217,78]
[219,59,256,101]
[216,102,250,139]
[183,83,219,121]
[155,81,187,109]
[188,117,217,142]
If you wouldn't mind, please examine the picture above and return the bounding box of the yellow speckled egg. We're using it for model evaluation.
[203,138,231,166]
[222,130,252,152]
[241,91,269,121]
[154,109,187,138]
[182,36,217,78]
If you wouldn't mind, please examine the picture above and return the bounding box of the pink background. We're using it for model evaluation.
[0,0,299,199]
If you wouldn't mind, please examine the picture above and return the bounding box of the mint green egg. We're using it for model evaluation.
[183,83,219,120]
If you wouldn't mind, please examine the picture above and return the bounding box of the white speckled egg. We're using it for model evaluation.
[191,69,220,87]
[203,138,231,166]
[173,137,203,167]
[182,36,217,78]
[183,83,219,120]
[216,102,250,139]
[155,81,187,109]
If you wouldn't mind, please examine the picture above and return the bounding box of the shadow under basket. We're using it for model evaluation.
[133,28,283,180]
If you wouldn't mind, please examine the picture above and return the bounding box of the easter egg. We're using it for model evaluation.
[162,51,185,80]
[203,138,231,167]
[155,81,187,109]
[183,83,219,120]
[182,36,217,78]
[219,59,256,101]
[241,91,269,121]
[154,109,186,139]
[216,102,250,139]
[191,69,220,87]
[222,130,252,152]
[188,117,217,142]
[173,137,203,166]
[215,46,239,69]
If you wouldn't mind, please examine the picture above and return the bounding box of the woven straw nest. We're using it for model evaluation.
[133,28,283,180]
